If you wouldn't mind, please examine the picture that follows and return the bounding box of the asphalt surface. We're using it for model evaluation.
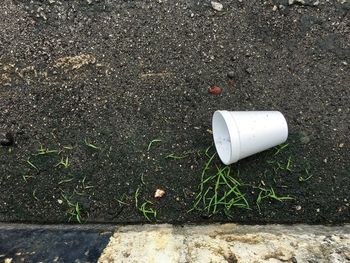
[0,0,349,224]
[0,224,114,263]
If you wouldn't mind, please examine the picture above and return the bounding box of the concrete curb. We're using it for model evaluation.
[99,224,350,263]
[1,223,349,262]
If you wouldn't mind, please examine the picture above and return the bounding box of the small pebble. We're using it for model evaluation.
[208,86,222,95]
[207,129,213,134]
[245,67,253,74]
[57,199,63,204]
[289,0,305,5]
[211,1,223,11]
[227,71,235,79]
[0,132,14,146]
[339,143,344,148]
[272,5,278,11]
[295,205,302,211]
[154,188,166,198]
[300,132,310,144]
[300,136,310,144]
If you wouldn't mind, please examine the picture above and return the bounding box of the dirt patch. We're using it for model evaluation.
[54,54,96,71]
[0,0,349,224]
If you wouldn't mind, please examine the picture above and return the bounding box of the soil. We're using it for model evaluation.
[0,0,349,224]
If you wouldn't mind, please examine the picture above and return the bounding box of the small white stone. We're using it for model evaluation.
[339,143,344,148]
[211,1,223,11]
[272,5,278,11]
[154,189,166,198]
[57,199,63,204]
[289,0,305,5]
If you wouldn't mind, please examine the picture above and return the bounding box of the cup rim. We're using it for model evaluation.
[212,110,240,164]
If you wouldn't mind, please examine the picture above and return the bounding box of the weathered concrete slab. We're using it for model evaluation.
[99,224,350,263]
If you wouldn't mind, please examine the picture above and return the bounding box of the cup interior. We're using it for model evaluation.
[212,112,232,165]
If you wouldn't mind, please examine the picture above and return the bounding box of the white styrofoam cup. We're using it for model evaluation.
[212,111,288,165]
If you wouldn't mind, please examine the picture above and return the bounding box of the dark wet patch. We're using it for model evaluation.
[0,224,114,263]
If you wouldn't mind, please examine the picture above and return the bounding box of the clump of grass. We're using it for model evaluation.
[116,193,129,207]
[274,143,289,156]
[63,145,74,150]
[266,155,293,174]
[190,147,249,216]
[134,187,157,222]
[140,173,145,185]
[55,156,70,169]
[165,149,200,160]
[36,145,59,155]
[147,139,162,151]
[58,145,74,154]
[84,139,100,150]
[72,203,82,224]
[61,193,83,223]
[165,153,189,159]
[81,176,94,189]
[256,186,293,212]
[22,175,34,183]
[73,189,85,196]
[191,144,296,217]
[286,156,292,172]
[266,160,284,174]
[299,167,313,182]
[26,158,39,171]
[139,201,157,221]
[134,187,140,208]
[32,189,39,201]
[58,176,74,185]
